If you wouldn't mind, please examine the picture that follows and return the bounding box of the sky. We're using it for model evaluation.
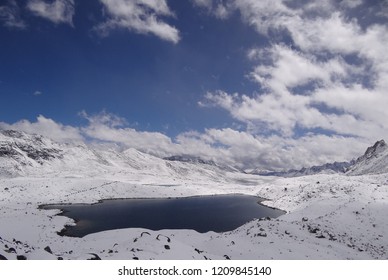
[1,0,388,170]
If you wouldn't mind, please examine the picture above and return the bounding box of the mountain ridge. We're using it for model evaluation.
[0,129,233,182]
[1,129,388,178]
[247,140,388,177]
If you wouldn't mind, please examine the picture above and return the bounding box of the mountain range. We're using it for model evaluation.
[1,129,387,178]
[0,129,235,182]
[248,140,387,177]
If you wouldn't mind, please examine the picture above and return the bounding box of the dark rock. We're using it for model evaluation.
[87,253,101,260]
[5,248,16,254]
[224,255,231,260]
[194,248,203,254]
[44,246,53,254]
[308,226,319,234]
[17,255,27,260]
[132,257,139,260]
[302,217,308,222]
[164,245,170,250]
[0,254,7,260]
[57,257,63,260]
[12,239,22,245]
[156,234,171,242]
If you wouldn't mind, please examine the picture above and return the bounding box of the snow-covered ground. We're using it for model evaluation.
[1,130,387,260]
[1,171,387,260]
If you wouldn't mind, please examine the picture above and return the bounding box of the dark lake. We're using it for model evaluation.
[42,194,284,237]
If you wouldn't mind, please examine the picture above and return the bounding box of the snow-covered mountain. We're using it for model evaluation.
[164,155,240,172]
[248,161,353,177]
[346,140,388,175]
[2,129,388,179]
[0,130,234,182]
[248,140,388,177]
[164,155,215,165]
[2,130,388,260]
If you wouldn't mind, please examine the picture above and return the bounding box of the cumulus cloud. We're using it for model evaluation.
[95,0,180,43]
[2,1,386,170]
[27,0,75,26]
[200,0,388,149]
[79,111,176,156]
[196,0,388,169]
[0,115,83,143]
[0,0,26,29]
[0,111,374,170]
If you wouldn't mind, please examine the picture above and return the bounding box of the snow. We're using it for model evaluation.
[1,172,387,260]
[1,130,388,260]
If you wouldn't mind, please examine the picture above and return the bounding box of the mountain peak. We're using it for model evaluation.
[346,139,388,175]
[363,140,387,159]
[0,129,63,166]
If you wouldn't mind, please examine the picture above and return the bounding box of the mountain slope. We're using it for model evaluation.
[248,161,353,177]
[248,140,388,177]
[346,140,388,175]
[0,130,234,183]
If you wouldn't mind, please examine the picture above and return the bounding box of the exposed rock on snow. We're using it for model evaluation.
[248,161,354,177]
[347,140,388,175]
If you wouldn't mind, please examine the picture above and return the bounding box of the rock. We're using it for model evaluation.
[5,248,16,254]
[194,248,203,254]
[87,253,101,260]
[17,255,27,260]
[308,226,319,234]
[44,246,53,254]
[164,245,170,250]
[0,254,8,260]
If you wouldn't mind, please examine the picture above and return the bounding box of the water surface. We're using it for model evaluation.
[42,194,284,237]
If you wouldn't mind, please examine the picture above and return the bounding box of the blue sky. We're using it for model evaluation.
[0,0,264,135]
[1,0,388,170]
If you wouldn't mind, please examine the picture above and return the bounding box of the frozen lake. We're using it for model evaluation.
[42,194,284,237]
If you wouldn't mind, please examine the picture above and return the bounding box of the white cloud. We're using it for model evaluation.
[27,0,75,26]
[33,90,42,96]
[0,115,83,143]
[0,111,375,170]
[96,0,180,43]
[191,0,231,19]
[232,0,297,34]
[80,111,178,157]
[195,0,388,169]
[0,0,26,29]
[340,0,363,9]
